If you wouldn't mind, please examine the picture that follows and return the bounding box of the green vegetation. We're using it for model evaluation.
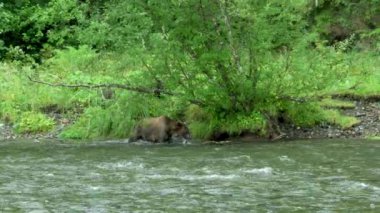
[0,0,379,140]
[318,98,356,109]
[15,111,55,133]
[367,136,380,140]
[322,110,360,130]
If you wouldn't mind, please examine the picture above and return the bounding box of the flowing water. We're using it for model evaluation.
[0,139,379,212]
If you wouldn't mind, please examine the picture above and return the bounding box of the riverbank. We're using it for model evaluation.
[1,99,379,142]
[280,100,380,140]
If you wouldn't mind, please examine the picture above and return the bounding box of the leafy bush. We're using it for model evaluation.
[283,102,325,127]
[0,0,86,61]
[185,105,266,139]
[15,112,55,133]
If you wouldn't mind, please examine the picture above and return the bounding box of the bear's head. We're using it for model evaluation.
[170,121,191,143]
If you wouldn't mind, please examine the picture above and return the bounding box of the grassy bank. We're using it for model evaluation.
[0,0,379,141]
[0,49,379,140]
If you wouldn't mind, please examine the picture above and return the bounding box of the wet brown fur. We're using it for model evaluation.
[130,116,190,143]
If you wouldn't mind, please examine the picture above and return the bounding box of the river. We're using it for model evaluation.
[0,139,379,212]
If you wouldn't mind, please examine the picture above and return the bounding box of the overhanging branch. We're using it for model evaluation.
[27,76,177,96]
[27,76,207,106]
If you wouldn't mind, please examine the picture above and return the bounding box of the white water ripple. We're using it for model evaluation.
[242,167,274,175]
[145,174,239,181]
[96,161,145,170]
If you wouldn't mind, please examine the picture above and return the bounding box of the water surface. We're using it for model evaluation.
[0,139,379,212]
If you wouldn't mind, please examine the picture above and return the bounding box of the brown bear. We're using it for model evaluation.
[129,116,191,143]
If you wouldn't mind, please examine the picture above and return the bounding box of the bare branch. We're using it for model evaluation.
[27,75,208,107]
[27,76,177,96]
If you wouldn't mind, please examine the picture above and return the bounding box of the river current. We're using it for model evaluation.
[0,139,379,212]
